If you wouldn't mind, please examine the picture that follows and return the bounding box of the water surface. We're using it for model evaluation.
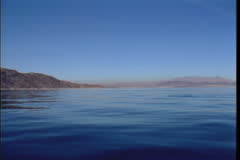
[1,87,236,160]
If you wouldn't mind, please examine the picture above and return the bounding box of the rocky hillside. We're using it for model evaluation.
[0,68,102,89]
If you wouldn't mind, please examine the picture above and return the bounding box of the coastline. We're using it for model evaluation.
[0,85,235,91]
[0,87,104,91]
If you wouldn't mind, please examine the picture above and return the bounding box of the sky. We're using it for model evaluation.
[1,0,236,83]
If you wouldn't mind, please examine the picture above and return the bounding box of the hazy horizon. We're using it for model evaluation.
[2,0,236,82]
[0,67,236,84]
[73,75,236,84]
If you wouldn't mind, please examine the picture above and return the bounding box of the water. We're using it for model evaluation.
[1,87,236,160]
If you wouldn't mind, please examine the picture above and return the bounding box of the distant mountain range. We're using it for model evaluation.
[0,68,235,89]
[101,76,236,88]
[0,68,102,89]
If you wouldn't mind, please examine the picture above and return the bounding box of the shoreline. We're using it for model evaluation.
[0,85,235,91]
[0,87,104,91]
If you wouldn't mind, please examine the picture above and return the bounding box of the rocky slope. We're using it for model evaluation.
[0,68,102,89]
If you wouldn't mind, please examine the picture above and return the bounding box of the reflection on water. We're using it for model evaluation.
[1,105,47,109]
[1,90,59,109]
[1,87,236,160]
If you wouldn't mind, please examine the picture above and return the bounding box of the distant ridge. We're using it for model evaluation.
[1,68,235,89]
[0,68,103,89]
[102,76,235,88]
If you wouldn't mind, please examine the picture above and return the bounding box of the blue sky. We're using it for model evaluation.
[1,0,236,82]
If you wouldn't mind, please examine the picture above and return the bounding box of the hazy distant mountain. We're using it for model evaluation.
[102,76,235,88]
[0,68,102,89]
[1,68,235,89]
[155,76,235,87]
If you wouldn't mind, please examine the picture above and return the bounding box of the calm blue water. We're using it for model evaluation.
[1,87,236,160]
